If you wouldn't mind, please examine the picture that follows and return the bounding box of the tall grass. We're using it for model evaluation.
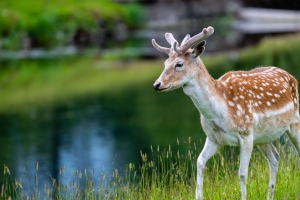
[1,138,300,199]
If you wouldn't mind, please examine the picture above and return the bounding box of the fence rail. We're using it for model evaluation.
[233,8,300,34]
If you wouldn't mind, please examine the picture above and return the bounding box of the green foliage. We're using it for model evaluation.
[1,139,300,199]
[0,0,145,49]
[236,33,300,74]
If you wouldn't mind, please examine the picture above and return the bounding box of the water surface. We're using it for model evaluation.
[0,85,205,189]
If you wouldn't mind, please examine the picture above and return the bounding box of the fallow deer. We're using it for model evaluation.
[152,26,300,200]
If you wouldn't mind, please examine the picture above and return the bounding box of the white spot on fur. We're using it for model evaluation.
[228,101,235,107]
[284,76,289,81]
[245,115,251,123]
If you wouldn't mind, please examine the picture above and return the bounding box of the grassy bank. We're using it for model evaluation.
[2,32,300,114]
[0,58,163,113]
[2,139,300,199]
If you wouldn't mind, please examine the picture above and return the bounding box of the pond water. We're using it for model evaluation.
[0,82,206,190]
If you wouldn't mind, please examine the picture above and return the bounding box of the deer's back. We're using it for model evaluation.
[205,66,300,145]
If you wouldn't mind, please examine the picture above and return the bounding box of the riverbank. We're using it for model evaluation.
[2,140,300,199]
[0,58,162,113]
[1,32,300,114]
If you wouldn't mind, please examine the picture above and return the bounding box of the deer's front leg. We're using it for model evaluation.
[238,134,254,200]
[196,137,220,200]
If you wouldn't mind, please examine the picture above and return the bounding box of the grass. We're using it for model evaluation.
[2,32,300,115]
[0,58,163,113]
[1,138,300,200]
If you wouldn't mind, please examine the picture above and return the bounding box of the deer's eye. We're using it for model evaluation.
[175,63,183,68]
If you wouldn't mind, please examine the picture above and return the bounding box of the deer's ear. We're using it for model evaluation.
[191,40,206,58]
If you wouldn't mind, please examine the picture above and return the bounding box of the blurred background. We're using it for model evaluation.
[1,0,300,191]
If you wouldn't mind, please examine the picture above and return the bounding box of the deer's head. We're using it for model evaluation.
[152,26,214,92]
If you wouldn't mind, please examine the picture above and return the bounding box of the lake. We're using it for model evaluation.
[0,80,206,190]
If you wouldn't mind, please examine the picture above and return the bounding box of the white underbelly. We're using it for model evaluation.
[253,127,288,144]
[206,130,240,146]
[201,109,295,146]
[252,111,294,144]
[204,125,288,146]
[201,117,240,146]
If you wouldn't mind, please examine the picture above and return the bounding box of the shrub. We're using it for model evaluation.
[0,0,146,50]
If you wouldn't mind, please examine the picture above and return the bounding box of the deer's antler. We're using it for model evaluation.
[151,39,171,54]
[152,26,214,55]
[177,26,214,54]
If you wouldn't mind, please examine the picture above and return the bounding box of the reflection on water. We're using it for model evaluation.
[58,117,115,185]
[0,85,205,190]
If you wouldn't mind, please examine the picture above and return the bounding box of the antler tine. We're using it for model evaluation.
[181,34,190,46]
[165,33,178,46]
[179,26,214,54]
[173,41,179,55]
[152,39,170,54]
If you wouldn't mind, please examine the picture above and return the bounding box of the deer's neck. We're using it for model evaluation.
[183,59,224,119]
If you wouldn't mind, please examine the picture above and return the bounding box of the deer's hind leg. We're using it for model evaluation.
[258,144,279,200]
[286,117,300,156]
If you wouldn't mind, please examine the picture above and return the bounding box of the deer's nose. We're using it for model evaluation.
[153,82,161,90]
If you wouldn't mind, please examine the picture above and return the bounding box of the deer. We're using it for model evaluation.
[151,26,300,200]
